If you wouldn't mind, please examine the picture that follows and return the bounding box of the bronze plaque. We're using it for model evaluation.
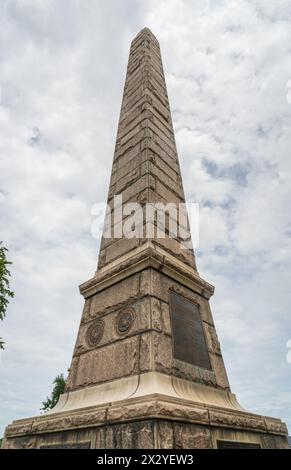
[169,291,212,370]
[217,440,261,449]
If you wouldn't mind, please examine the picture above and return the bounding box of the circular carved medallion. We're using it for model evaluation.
[116,309,135,335]
[86,320,104,348]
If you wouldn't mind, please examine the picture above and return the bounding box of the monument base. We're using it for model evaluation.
[2,372,288,449]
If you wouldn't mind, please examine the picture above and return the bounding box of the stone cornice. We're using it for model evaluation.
[5,395,287,439]
[79,242,215,300]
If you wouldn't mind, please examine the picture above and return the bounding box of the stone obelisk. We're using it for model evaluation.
[3,28,288,449]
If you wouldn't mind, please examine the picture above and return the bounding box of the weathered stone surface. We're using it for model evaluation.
[172,358,217,387]
[2,398,288,448]
[112,156,182,199]
[114,166,141,194]
[113,142,140,169]
[150,297,163,331]
[143,137,179,169]
[211,427,264,448]
[155,421,174,448]
[209,353,230,390]
[3,435,38,449]
[89,273,141,318]
[160,301,171,335]
[102,237,140,265]
[174,422,213,449]
[148,161,180,193]
[107,401,159,423]
[150,151,179,182]
[260,434,289,449]
[205,324,221,355]
[66,356,80,391]
[112,148,141,180]
[74,337,139,388]
[98,28,194,274]
[209,410,266,431]
[264,417,289,435]
[153,237,195,267]
[156,402,209,425]
[35,429,95,449]
[140,269,151,296]
[5,421,33,438]
[153,332,172,374]
[31,409,106,434]
[139,332,152,373]
[149,270,214,323]
[104,421,155,449]
[74,297,165,357]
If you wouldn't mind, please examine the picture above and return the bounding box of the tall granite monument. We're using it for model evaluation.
[3,28,288,449]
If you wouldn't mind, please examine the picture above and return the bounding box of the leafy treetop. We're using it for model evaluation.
[41,374,67,412]
[0,242,14,350]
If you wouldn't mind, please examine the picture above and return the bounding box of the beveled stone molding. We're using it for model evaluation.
[6,371,245,431]
[209,409,266,432]
[80,242,214,300]
[263,417,289,435]
[4,393,287,440]
[172,359,217,387]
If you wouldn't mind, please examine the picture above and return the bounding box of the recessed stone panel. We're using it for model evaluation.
[74,337,139,387]
[89,273,141,317]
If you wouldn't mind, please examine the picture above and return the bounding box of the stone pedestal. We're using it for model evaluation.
[2,247,288,449]
[3,380,288,449]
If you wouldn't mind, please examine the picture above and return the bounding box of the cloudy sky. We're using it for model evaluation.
[1,0,291,437]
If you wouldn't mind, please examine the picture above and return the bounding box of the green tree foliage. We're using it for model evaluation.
[0,242,14,350]
[41,374,66,412]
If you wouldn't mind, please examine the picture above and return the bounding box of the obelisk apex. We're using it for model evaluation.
[97,27,196,270]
